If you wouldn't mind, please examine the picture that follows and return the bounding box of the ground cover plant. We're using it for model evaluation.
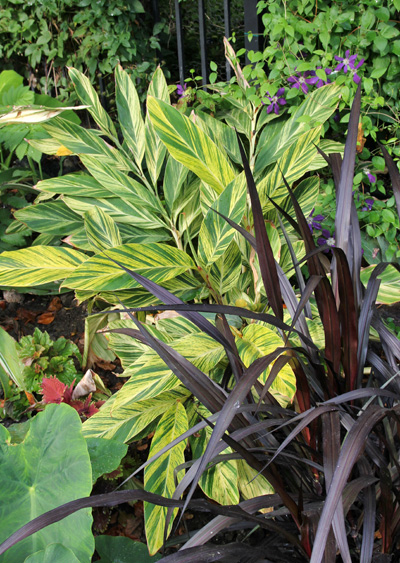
[0,83,400,561]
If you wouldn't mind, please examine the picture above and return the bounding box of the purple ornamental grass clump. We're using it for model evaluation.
[287,71,318,94]
[264,87,286,114]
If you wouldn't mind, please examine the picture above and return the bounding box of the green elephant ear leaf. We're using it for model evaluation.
[144,401,188,555]
[95,535,162,562]
[24,543,81,563]
[147,96,235,194]
[0,403,94,562]
[86,436,128,484]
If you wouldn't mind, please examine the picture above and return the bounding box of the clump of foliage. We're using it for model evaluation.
[1,85,399,562]
[0,0,167,99]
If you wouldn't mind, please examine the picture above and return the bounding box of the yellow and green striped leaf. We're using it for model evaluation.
[36,173,113,198]
[0,105,84,125]
[82,387,190,443]
[163,156,189,214]
[144,402,188,555]
[0,246,87,287]
[237,460,274,504]
[360,264,400,305]
[62,243,195,292]
[115,65,145,167]
[236,324,296,407]
[208,241,242,296]
[84,207,122,251]
[69,67,117,138]
[198,172,246,266]
[147,96,235,194]
[145,67,169,186]
[258,127,322,212]
[255,83,341,174]
[194,110,242,164]
[15,200,83,235]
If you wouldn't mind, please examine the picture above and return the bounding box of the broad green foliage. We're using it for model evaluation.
[95,536,162,563]
[86,437,128,484]
[144,402,188,554]
[0,404,94,562]
[24,544,81,563]
[0,327,26,397]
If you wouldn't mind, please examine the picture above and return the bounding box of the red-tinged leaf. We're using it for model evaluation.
[379,468,393,552]
[357,459,376,563]
[380,143,400,220]
[310,405,396,563]
[47,296,63,312]
[335,85,361,259]
[322,411,351,563]
[236,131,283,321]
[332,248,358,391]
[40,377,67,404]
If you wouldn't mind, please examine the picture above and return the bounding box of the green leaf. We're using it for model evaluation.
[163,156,189,214]
[95,536,162,563]
[84,207,122,251]
[62,243,194,292]
[24,544,81,563]
[115,65,145,167]
[237,459,274,502]
[0,404,94,562]
[255,83,341,174]
[0,328,26,394]
[198,172,247,266]
[236,324,296,406]
[147,97,235,194]
[145,68,169,187]
[82,387,190,444]
[208,241,243,295]
[86,436,128,483]
[69,67,117,138]
[15,201,83,236]
[360,265,400,305]
[0,246,87,287]
[144,402,188,555]
[36,173,113,198]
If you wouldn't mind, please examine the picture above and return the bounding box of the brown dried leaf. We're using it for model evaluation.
[37,312,55,325]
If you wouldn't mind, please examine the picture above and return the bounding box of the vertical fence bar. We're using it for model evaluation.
[198,0,208,87]
[224,0,231,81]
[244,0,262,64]
[175,0,185,86]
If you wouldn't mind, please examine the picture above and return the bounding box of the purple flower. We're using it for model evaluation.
[287,71,318,94]
[307,208,325,232]
[350,58,365,84]
[315,67,332,88]
[176,83,187,99]
[264,87,286,114]
[361,198,374,212]
[317,229,335,252]
[334,50,358,73]
[364,168,376,183]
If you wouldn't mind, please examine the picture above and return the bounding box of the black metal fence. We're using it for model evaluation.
[153,0,263,86]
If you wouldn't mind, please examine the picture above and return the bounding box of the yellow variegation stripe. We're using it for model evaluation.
[27,137,71,156]
[15,201,83,235]
[61,242,195,292]
[69,67,117,138]
[255,82,341,174]
[208,241,242,296]
[82,387,190,443]
[163,156,189,213]
[148,96,235,194]
[0,246,87,287]
[361,264,400,305]
[236,324,296,407]
[144,402,188,555]
[84,207,122,251]
[237,460,274,510]
[115,65,145,167]
[0,105,85,125]
[259,127,322,211]
[198,172,246,266]
[36,173,112,198]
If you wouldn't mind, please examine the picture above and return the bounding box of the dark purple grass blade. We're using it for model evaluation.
[335,85,361,259]
[332,248,358,391]
[158,543,265,563]
[380,143,400,220]
[322,411,351,562]
[236,131,283,320]
[310,405,396,563]
[211,208,257,248]
[357,274,381,385]
[286,275,322,337]
[357,459,376,563]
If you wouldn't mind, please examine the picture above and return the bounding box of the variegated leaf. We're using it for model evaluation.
[163,156,189,214]
[360,264,400,305]
[147,96,235,194]
[62,243,195,292]
[115,65,145,167]
[0,246,87,287]
[198,172,247,266]
[195,110,242,164]
[190,406,239,506]
[145,67,169,186]
[84,207,122,251]
[144,402,188,555]
[69,67,117,138]
[259,127,322,211]
[255,83,342,174]
[35,173,113,198]
[82,387,190,443]
[280,176,320,229]
[15,200,83,235]
[236,324,296,407]
[208,241,242,296]
[0,106,85,125]
[237,460,274,506]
